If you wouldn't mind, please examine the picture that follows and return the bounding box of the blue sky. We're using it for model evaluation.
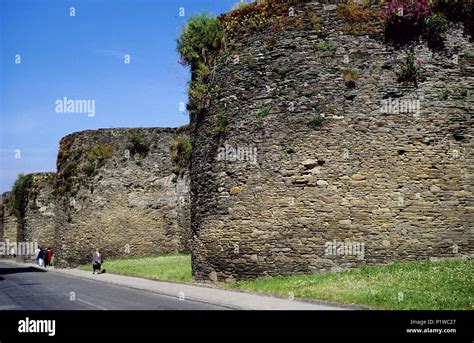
[0,0,237,193]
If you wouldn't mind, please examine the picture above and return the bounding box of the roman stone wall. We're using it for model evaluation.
[190,1,474,281]
[176,171,192,252]
[0,192,18,257]
[53,128,191,267]
[19,173,56,259]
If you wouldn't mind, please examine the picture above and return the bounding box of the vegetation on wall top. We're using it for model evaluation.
[177,0,472,130]
[177,13,224,68]
[177,13,223,120]
[178,0,473,70]
[57,140,115,195]
[171,135,192,177]
[126,134,150,158]
[177,1,323,122]
[383,0,473,47]
[336,1,383,36]
[84,144,114,176]
[8,173,55,215]
[86,144,113,164]
[12,174,33,216]
[218,0,310,34]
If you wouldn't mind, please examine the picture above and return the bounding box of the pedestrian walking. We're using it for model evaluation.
[44,248,50,267]
[38,248,45,267]
[49,248,54,266]
[44,247,53,268]
[34,246,41,265]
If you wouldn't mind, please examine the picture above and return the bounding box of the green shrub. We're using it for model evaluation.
[434,0,473,37]
[256,106,270,120]
[12,174,33,216]
[126,135,150,157]
[255,106,270,131]
[177,13,224,67]
[310,114,324,128]
[250,77,261,86]
[188,81,210,111]
[210,178,224,193]
[424,13,448,47]
[313,40,337,52]
[309,12,321,32]
[383,1,428,45]
[383,1,472,47]
[86,144,113,164]
[210,110,228,136]
[171,135,192,176]
[342,68,359,88]
[397,49,419,86]
[82,144,113,177]
[438,88,450,101]
[196,63,211,81]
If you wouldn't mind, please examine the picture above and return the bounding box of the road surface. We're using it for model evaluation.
[0,260,227,310]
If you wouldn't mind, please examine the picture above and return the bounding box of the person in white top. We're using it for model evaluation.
[34,246,41,265]
[38,247,45,267]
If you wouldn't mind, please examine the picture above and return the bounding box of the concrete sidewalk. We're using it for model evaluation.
[1,259,352,310]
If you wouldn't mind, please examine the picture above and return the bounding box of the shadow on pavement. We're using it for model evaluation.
[0,267,46,275]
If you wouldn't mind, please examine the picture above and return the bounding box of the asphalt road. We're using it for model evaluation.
[0,260,227,310]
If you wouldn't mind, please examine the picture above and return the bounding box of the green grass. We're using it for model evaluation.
[313,40,338,52]
[77,255,473,310]
[224,259,474,310]
[78,253,192,283]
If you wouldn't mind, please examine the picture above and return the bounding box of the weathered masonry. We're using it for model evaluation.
[189,1,474,281]
[1,173,57,260]
[0,192,18,257]
[19,173,56,255]
[53,128,191,267]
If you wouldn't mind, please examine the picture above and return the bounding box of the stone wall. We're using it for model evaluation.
[1,174,56,260]
[189,2,474,280]
[0,192,18,257]
[20,173,56,255]
[53,128,191,267]
[176,171,192,252]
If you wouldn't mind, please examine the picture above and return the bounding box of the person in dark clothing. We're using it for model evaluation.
[44,247,53,268]
[44,247,50,267]
[92,248,105,274]
[37,248,45,267]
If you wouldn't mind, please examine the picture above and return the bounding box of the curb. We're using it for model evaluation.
[0,259,359,310]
